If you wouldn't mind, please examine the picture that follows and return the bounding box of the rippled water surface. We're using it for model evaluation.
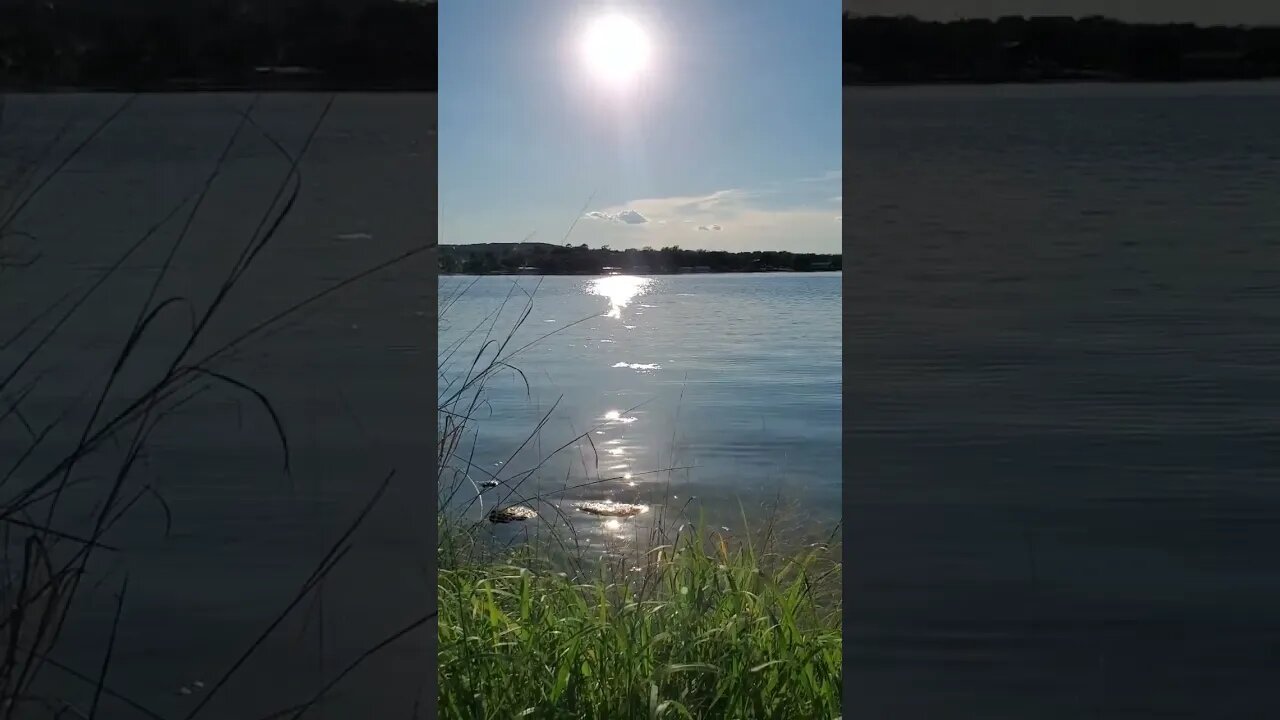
[439,273,842,548]
[1,93,433,719]
[847,82,1280,718]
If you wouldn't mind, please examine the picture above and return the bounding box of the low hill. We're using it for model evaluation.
[0,0,436,91]
[845,14,1280,84]
[439,243,841,275]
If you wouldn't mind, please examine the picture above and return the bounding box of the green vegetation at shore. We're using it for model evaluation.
[436,287,842,719]
[439,242,841,275]
[438,523,842,720]
[0,0,436,91]
[845,13,1280,85]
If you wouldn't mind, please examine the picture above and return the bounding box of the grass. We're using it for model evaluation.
[436,276,842,720]
[438,522,842,720]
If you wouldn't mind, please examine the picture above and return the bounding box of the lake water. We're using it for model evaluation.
[10,81,1280,719]
[438,273,842,553]
[1,93,433,719]
[847,82,1280,718]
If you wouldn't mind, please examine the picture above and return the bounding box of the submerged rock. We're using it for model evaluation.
[479,480,500,489]
[574,501,648,518]
[488,505,537,523]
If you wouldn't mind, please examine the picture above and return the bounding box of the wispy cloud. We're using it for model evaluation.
[586,209,649,224]
[578,174,840,252]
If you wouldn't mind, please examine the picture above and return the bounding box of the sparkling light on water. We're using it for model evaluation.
[588,275,653,319]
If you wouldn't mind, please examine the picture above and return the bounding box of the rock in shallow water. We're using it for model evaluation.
[488,505,537,523]
[574,501,648,517]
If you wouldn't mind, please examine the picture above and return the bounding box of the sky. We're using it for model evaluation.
[843,0,1280,25]
[439,0,842,253]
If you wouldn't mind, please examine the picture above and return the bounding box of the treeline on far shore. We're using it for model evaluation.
[0,0,436,91]
[845,13,1280,84]
[439,243,841,276]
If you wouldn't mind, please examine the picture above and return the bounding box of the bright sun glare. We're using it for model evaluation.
[581,14,651,85]
[588,275,652,318]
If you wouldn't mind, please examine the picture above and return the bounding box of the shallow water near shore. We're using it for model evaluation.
[438,272,842,557]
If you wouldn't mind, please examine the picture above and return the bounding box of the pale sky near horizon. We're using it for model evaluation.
[843,0,1280,25]
[439,1,842,253]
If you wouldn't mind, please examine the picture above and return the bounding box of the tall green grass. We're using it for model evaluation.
[436,278,842,720]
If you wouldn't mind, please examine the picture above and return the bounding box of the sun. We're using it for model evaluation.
[581,14,651,85]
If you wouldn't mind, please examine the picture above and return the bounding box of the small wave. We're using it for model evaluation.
[334,232,373,241]
[612,362,661,371]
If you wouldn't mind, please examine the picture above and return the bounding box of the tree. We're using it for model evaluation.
[844,12,1280,84]
[435,244,841,276]
[0,0,438,90]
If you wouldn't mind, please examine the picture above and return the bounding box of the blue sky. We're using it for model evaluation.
[439,0,842,253]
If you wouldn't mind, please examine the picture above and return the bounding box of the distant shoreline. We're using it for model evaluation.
[441,270,842,277]
[438,243,840,275]
[0,0,435,95]
[843,15,1280,88]
[0,82,436,94]
[9,78,1276,93]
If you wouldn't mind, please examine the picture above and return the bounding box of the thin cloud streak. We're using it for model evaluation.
[580,177,840,252]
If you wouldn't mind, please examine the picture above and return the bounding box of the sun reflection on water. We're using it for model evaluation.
[588,275,653,319]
